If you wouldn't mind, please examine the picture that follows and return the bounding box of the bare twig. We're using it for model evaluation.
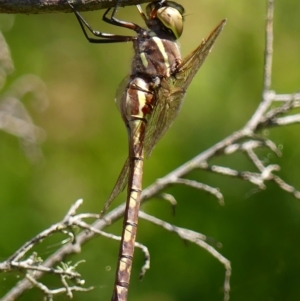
[157,193,177,214]
[246,0,274,130]
[0,199,151,300]
[0,0,150,14]
[139,211,231,301]
[26,273,93,301]
[174,178,224,205]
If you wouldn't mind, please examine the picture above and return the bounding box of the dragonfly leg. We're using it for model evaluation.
[102,1,145,34]
[135,5,147,23]
[68,1,137,43]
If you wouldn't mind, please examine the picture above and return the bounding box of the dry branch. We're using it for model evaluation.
[0,0,150,14]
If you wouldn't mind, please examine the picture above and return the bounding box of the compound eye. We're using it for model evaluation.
[157,6,183,39]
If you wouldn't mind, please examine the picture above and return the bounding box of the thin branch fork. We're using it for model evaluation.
[139,211,231,301]
[245,0,274,130]
[0,200,96,300]
[26,273,93,300]
[0,199,151,300]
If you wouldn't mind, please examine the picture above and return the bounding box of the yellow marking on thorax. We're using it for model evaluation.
[152,36,170,75]
[140,52,148,68]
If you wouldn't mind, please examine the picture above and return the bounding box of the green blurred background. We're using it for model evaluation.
[1,0,300,300]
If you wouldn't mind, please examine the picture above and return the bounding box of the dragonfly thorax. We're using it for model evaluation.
[132,34,181,79]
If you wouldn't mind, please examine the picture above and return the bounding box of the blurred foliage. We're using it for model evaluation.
[1,0,300,300]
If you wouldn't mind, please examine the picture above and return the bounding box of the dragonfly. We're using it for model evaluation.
[68,1,226,300]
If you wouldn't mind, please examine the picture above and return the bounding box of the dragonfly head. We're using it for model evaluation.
[146,1,185,40]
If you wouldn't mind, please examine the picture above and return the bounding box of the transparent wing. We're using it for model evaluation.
[144,82,185,157]
[115,75,130,112]
[144,19,227,157]
[101,76,131,215]
[174,19,227,91]
[101,157,130,216]
[102,118,146,216]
